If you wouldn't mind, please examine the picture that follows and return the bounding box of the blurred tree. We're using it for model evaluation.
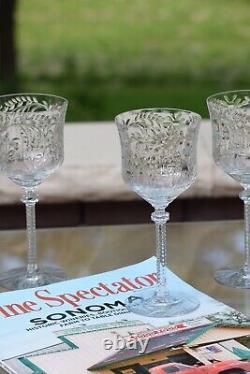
[0,0,18,87]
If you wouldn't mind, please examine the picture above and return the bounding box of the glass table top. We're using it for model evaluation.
[0,220,249,317]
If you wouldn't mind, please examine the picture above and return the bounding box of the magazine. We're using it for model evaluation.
[0,257,249,374]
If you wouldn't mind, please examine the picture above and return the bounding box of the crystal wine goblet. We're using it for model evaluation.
[0,93,68,289]
[115,108,201,317]
[207,90,250,288]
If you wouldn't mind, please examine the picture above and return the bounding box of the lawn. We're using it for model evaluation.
[15,0,250,121]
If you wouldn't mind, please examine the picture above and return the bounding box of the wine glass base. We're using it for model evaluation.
[215,267,250,288]
[126,288,200,318]
[0,266,67,290]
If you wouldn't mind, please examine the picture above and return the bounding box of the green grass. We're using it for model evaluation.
[9,0,250,120]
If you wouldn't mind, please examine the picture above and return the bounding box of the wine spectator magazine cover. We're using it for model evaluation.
[0,258,249,374]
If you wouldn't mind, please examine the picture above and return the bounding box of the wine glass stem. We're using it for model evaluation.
[240,188,250,275]
[21,188,39,278]
[151,208,169,301]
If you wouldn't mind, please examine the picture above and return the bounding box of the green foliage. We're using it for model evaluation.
[9,0,250,120]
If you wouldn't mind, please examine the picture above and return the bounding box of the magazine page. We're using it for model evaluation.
[0,257,248,374]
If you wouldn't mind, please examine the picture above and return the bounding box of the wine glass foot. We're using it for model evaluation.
[214,267,250,288]
[0,266,67,290]
[126,288,200,318]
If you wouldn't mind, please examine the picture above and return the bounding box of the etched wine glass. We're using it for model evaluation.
[207,90,250,288]
[0,93,68,289]
[115,108,201,317]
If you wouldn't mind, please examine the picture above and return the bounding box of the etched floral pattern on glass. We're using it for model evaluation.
[119,109,198,208]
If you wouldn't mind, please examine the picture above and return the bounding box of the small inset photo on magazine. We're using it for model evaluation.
[185,343,240,364]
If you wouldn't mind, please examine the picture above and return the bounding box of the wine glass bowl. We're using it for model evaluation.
[0,94,65,187]
[207,90,250,288]
[0,93,67,289]
[116,108,201,317]
[117,109,199,208]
